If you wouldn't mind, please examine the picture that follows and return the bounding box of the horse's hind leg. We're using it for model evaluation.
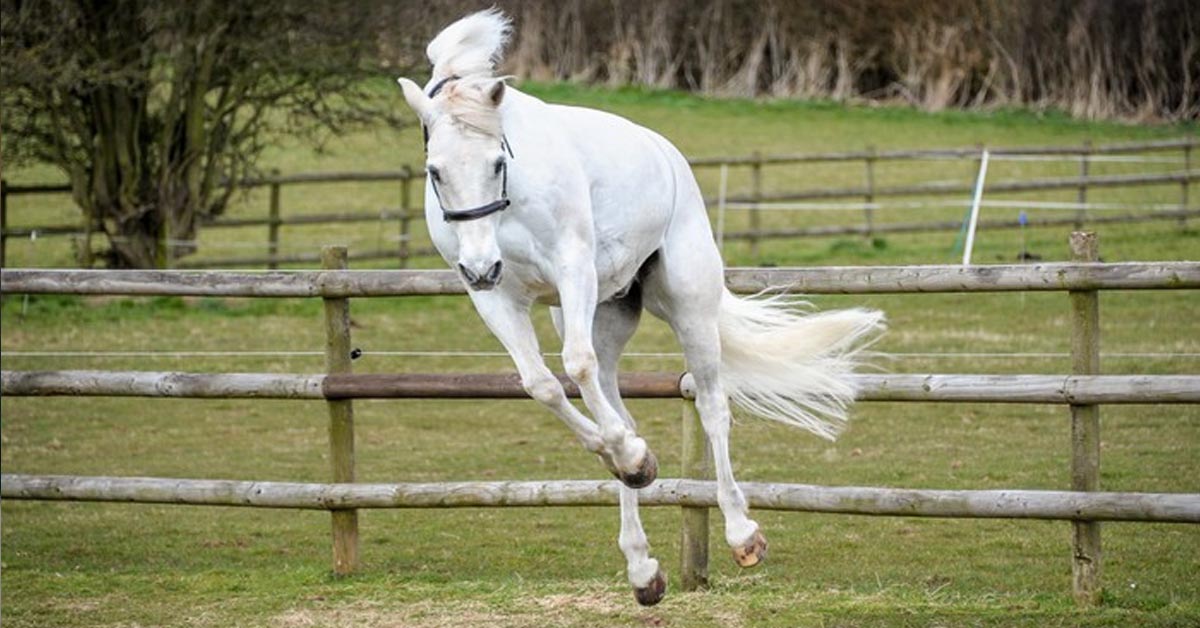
[550,292,666,606]
[642,231,767,568]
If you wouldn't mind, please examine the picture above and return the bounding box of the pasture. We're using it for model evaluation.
[2,83,1199,627]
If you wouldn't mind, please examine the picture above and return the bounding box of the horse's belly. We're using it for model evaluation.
[592,211,666,302]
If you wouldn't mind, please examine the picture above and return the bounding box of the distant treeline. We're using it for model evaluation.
[381,0,1199,122]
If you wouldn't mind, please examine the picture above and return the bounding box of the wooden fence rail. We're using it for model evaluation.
[4,262,1199,298]
[2,242,1197,607]
[3,136,1195,269]
[722,208,1200,242]
[4,475,1199,524]
[4,370,1199,405]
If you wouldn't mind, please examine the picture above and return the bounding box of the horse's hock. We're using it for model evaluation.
[3,238,1200,606]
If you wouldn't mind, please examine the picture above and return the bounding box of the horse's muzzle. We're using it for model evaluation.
[459,260,503,291]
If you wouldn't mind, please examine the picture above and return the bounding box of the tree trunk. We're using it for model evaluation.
[101,203,161,269]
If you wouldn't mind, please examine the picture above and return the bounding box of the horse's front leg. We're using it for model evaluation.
[555,253,657,488]
[552,294,667,606]
[466,289,606,454]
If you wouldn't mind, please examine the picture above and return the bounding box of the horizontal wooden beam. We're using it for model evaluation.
[174,248,440,270]
[688,137,1199,167]
[5,371,1198,404]
[709,170,1199,204]
[0,269,466,296]
[723,209,1200,241]
[722,263,1200,294]
[203,209,414,229]
[322,372,686,400]
[4,474,1197,523]
[1,370,326,399]
[3,263,1198,297]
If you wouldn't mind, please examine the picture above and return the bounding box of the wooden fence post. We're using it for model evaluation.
[399,166,413,269]
[1068,231,1101,606]
[267,171,282,270]
[1,178,8,268]
[1182,142,1192,230]
[322,245,359,575]
[679,397,711,590]
[864,146,877,241]
[749,152,763,260]
[1075,140,1092,230]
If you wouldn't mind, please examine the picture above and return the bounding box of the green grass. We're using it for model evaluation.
[2,82,1199,626]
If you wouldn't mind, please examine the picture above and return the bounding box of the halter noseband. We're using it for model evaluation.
[422,75,515,223]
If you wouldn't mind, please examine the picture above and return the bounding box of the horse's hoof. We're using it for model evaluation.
[618,449,658,489]
[732,529,768,568]
[633,568,667,607]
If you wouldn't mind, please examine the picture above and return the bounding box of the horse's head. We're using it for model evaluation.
[398,75,509,291]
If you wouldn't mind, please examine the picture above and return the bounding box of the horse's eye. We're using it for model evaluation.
[427,166,441,183]
[494,159,505,175]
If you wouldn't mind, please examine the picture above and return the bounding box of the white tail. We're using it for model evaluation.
[426,9,512,80]
[718,290,885,440]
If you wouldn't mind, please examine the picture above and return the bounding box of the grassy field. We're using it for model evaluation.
[2,83,1199,627]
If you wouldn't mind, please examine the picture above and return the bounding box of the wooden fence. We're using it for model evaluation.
[2,237,1199,606]
[2,137,1195,269]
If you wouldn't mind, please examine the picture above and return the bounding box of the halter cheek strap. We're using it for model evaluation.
[422,75,516,223]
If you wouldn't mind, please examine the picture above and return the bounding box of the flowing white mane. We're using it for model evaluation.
[426,9,511,81]
[425,10,512,139]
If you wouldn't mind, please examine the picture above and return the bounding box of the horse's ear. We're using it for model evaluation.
[397,77,433,122]
[487,79,506,107]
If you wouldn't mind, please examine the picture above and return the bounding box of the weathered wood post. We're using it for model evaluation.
[1182,141,1192,230]
[1075,141,1091,231]
[1068,231,1101,606]
[679,380,711,590]
[863,146,877,241]
[1,178,8,268]
[749,152,763,260]
[267,171,282,270]
[322,245,359,575]
[399,166,413,269]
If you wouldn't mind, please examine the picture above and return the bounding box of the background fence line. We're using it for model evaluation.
[3,137,1195,269]
[2,239,1197,606]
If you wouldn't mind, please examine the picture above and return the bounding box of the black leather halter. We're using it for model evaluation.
[428,156,510,222]
[422,75,515,223]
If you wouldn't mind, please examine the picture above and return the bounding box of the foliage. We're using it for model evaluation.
[0,0,408,268]
[420,0,1199,122]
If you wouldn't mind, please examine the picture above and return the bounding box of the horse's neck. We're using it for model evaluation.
[497,88,547,145]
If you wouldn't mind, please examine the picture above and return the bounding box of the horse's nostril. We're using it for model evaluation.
[486,260,503,283]
[458,262,478,284]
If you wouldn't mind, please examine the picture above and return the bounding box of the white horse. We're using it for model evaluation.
[397,10,883,606]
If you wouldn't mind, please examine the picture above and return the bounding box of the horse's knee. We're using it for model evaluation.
[523,372,564,406]
[563,346,598,383]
